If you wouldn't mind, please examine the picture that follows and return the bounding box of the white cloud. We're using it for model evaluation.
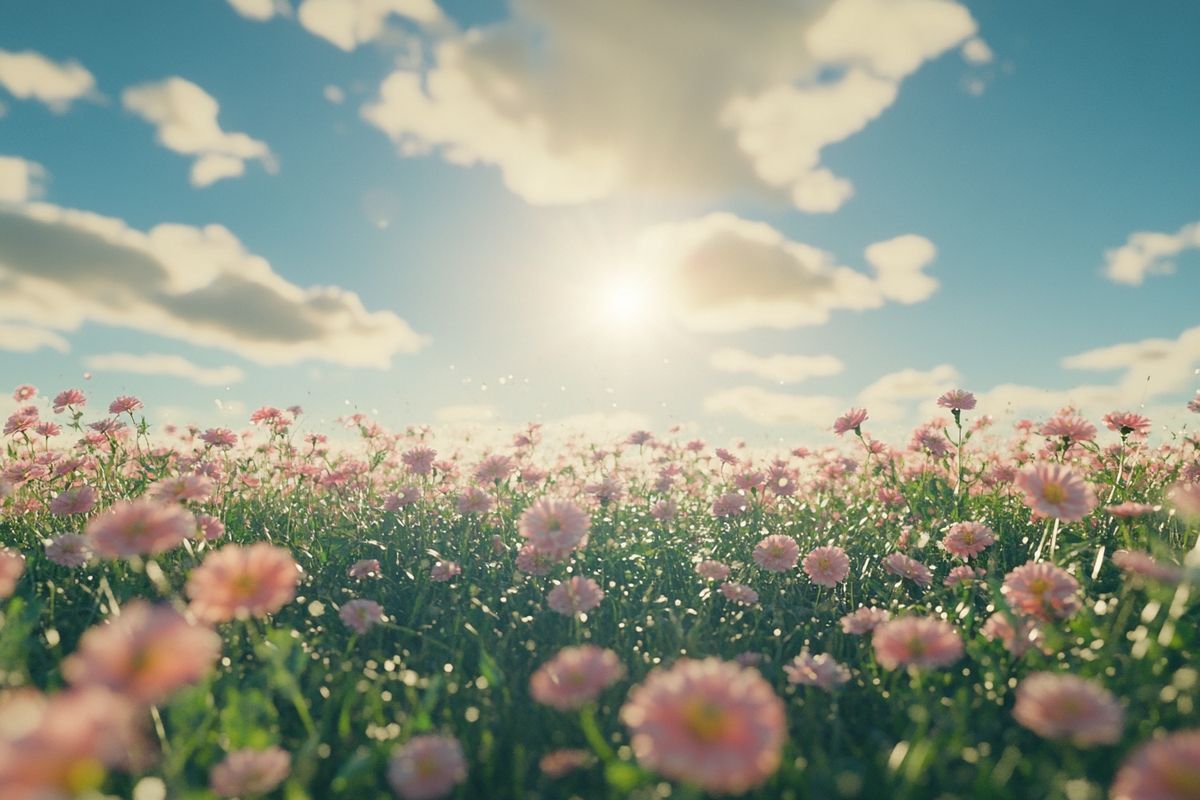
[1103,219,1200,285]
[858,363,960,421]
[122,77,276,187]
[435,403,499,423]
[0,50,96,111]
[0,156,45,203]
[0,322,68,353]
[0,201,429,367]
[960,37,994,65]
[709,347,844,384]
[704,386,842,428]
[298,0,443,50]
[226,0,289,21]
[323,85,345,104]
[639,212,938,331]
[362,0,976,212]
[83,353,246,386]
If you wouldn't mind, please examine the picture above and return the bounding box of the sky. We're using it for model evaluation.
[1,0,1198,448]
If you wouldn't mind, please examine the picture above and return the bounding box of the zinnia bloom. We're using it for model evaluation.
[784,652,850,691]
[52,388,86,413]
[456,487,494,515]
[86,499,196,558]
[340,599,386,634]
[872,616,964,670]
[388,735,467,800]
[547,576,604,616]
[1111,550,1183,584]
[0,548,25,598]
[515,544,556,576]
[1014,463,1098,521]
[696,559,730,581]
[942,521,996,559]
[752,534,800,572]
[1012,672,1123,746]
[530,645,625,710]
[430,561,461,582]
[108,395,143,415]
[711,492,748,518]
[944,565,986,587]
[1110,729,1200,800]
[211,746,292,798]
[349,559,382,579]
[719,582,759,606]
[620,657,786,795]
[883,552,933,587]
[518,499,590,558]
[45,534,92,568]
[49,485,98,516]
[1103,411,1151,438]
[833,408,868,436]
[186,542,301,623]
[841,607,890,635]
[803,545,850,587]
[937,389,977,411]
[1001,561,1081,621]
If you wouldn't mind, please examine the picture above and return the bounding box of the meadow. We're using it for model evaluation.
[1,385,1198,800]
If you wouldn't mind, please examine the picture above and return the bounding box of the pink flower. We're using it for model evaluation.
[340,599,386,633]
[1111,729,1200,800]
[711,492,748,518]
[349,559,382,579]
[52,388,86,413]
[944,565,986,587]
[49,485,98,516]
[515,544,557,576]
[474,454,515,483]
[385,487,421,510]
[784,652,850,691]
[620,657,786,795]
[752,534,800,572]
[1103,411,1151,437]
[833,407,868,436]
[803,545,850,587]
[518,499,590,558]
[86,499,196,558]
[211,746,292,798]
[1014,463,1098,521]
[1012,672,1123,746]
[872,616,964,670]
[539,749,593,778]
[937,390,977,411]
[530,645,625,710]
[196,513,225,542]
[695,560,730,581]
[719,582,759,606]
[981,612,1041,657]
[547,576,604,616]
[200,427,238,448]
[1001,560,1081,621]
[1106,502,1157,518]
[1040,415,1097,443]
[430,561,461,582]
[45,534,92,567]
[1167,482,1200,521]
[401,446,438,475]
[388,735,467,800]
[841,607,890,635]
[12,384,36,402]
[1112,550,1183,584]
[186,543,301,623]
[108,395,143,415]
[148,474,214,503]
[456,487,494,515]
[883,552,933,587]
[0,548,25,598]
[650,498,678,521]
[942,521,996,559]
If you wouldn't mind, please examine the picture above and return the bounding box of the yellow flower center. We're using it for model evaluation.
[1042,483,1067,504]
[64,758,106,794]
[682,699,728,743]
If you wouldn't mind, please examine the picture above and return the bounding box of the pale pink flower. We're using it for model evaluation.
[340,599,386,633]
[34,421,60,438]
[1001,560,1081,621]
[784,652,850,691]
[1040,415,1097,443]
[49,485,98,516]
[539,749,593,778]
[1167,482,1200,520]
[515,544,557,576]
[1190,394,1200,413]
[530,645,625,710]
[942,521,996,559]
[388,735,467,800]
[86,499,196,558]
[518,498,590,558]
[695,560,730,581]
[200,427,238,449]
[401,446,438,475]
[711,492,748,518]
[1111,729,1200,800]
[585,474,625,504]
[1012,672,1123,746]
[385,487,420,510]
[148,473,214,503]
[833,407,868,436]
[211,746,292,798]
[803,545,851,587]
[872,616,964,670]
[349,559,382,579]
[186,542,301,623]
[719,582,759,605]
[981,612,1041,657]
[12,384,36,402]
[649,498,678,521]
[1112,550,1183,584]
[456,487,494,515]
[752,534,800,572]
[937,390,977,411]
[196,513,225,542]
[714,447,739,465]
[52,388,86,413]
[430,560,461,582]
[734,652,763,668]
[1103,411,1151,438]
[45,533,92,567]
[474,454,515,484]
[0,548,25,598]
[547,576,604,616]
[883,552,933,587]
[841,607,890,635]
[620,657,786,795]
[1106,502,1158,518]
[108,395,143,415]
[1014,463,1098,521]
[944,565,986,587]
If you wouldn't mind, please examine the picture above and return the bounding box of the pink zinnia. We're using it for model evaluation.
[547,576,604,616]
[833,407,868,436]
[45,534,92,567]
[430,560,461,582]
[883,552,933,587]
[937,389,977,411]
[49,485,98,516]
[474,454,515,483]
[1014,463,1098,521]
[1111,729,1200,800]
[752,534,800,572]
[12,384,36,402]
[649,498,678,521]
[186,542,301,623]
[1167,482,1200,521]
[456,487,494,515]
[530,645,625,711]
[515,543,557,576]
[52,388,86,413]
[719,582,759,606]
[196,513,225,542]
[695,560,730,581]
[108,395,143,415]
[942,521,996,559]
[149,474,214,503]
[200,427,239,448]
[388,735,467,800]
[1111,550,1183,584]
[211,746,292,797]
[1001,561,1081,621]
[981,612,1041,658]
[711,492,748,518]
[401,446,438,475]
[340,599,386,633]
[944,565,986,587]
[86,499,196,558]
[349,559,382,579]
[841,607,890,635]
[518,499,590,558]
[803,545,851,587]
[1012,672,1123,746]
[1103,411,1151,438]
[784,651,850,691]
[872,616,964,670]
[0,548,25,598]
[620,657,786,795]
[1040,415,1097,443]
[1105,502,1157,518]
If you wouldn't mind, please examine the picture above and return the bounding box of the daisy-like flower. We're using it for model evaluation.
[944,565,986,587]
[711,492,748,518]
[803,545,850,587]
[883,552,933,587]
[401,446,438,475]
[1102,411,1151,438]
[196,513,225,542]
[518,498,590,558]
[530,645,625,711]
[0,548,26,598]
[1105,502,1157,518]
[430,561,461,582]
[1111,729,1200,800]
[1014,463,1098,521]
[695,560,730,581]
[872,616,964,670]
[200,427,239,449]
[1167,482,1200,521]
[108,395,143,415]
[1039,415,1097,443]
[45,533,92,568]
[340,599,386,634]
[1012,672,1123,746]
[942,521,996,559]
[841,607,890,635]
[148,474,214,503]
[981,612,1041,657]
[783,652,850,691]
[719,582,759,606]
[388,735,467,800]
[752,534,800,573]
[11,384,36,402]
[937,389,977,411]
[211,746,291,798]
[1001,561,1081,621]
[52,388,86,413]
[456,487,494,515]
[620,657,786,795]
[1111,550,1183,584]
[473,454,515,484]
[547,576,604,616]
[49,485,98,516]
[186,542,301,623]
[86,499,196,558]
[833,407,868,436]
[650,498,678,521]
[539,749,593,778]
[515,544,557,576]
[349,559,382,579]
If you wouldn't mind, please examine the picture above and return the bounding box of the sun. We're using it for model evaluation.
[601,277,649,326]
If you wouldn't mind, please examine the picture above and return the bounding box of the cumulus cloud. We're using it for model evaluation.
[1103,219,1200,285]
[122,77,276,187]
[435,403,499,423]
[960,37,994,64]
[83,353,246,386]
[640,213,938,331]
[704,386,842,428]
[0,322,68,353]
[362,0,976,212]
[226,0,289,21]
[298,0,443,50]
[0,202,429,367]
[0,156,45,203]
[857,363,960,421]
[0,49,96,111]
[709,347,843,384]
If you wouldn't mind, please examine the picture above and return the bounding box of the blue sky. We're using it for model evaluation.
[1,0,1198,446]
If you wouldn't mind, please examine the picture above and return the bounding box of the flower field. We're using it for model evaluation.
[1,386,1199,800]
